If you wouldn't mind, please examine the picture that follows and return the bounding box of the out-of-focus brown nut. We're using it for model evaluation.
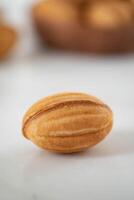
[129,0,134,5]
[33,0,78,23]
[32,0,79,49]
[85,1,133,29]
[0,23,17,59]
[32,0,134,54]
[22,92,113,153]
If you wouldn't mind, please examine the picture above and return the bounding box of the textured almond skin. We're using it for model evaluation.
[22,92,113,153]
[0,23,17,59]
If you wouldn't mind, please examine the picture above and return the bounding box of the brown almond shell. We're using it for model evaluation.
[0,24,17,59]
[22,92,113,153]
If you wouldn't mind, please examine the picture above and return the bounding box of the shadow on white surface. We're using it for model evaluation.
[0,130,134,200]
[85,130,134,157]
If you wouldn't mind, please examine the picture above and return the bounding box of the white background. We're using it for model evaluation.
[0,0,134,200]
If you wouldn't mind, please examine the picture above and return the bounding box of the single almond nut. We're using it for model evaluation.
[0,23,17,59]
[22,92,113,153]
[85,1,133,29]
[33,0,78,24]
[32,0,80,51]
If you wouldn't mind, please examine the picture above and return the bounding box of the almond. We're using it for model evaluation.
[22,92,113,153]
[85,1,133,29]
[33,0,78,23]
[0,23,17,59]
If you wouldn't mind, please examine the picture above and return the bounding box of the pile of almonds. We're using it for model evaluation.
[1,0,134,58]
[32,0,134,53]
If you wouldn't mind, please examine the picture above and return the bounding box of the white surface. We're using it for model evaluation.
[0,1,134,200]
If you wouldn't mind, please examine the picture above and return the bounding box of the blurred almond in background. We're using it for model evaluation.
[32,0,134,54]
[0,8,17,60]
